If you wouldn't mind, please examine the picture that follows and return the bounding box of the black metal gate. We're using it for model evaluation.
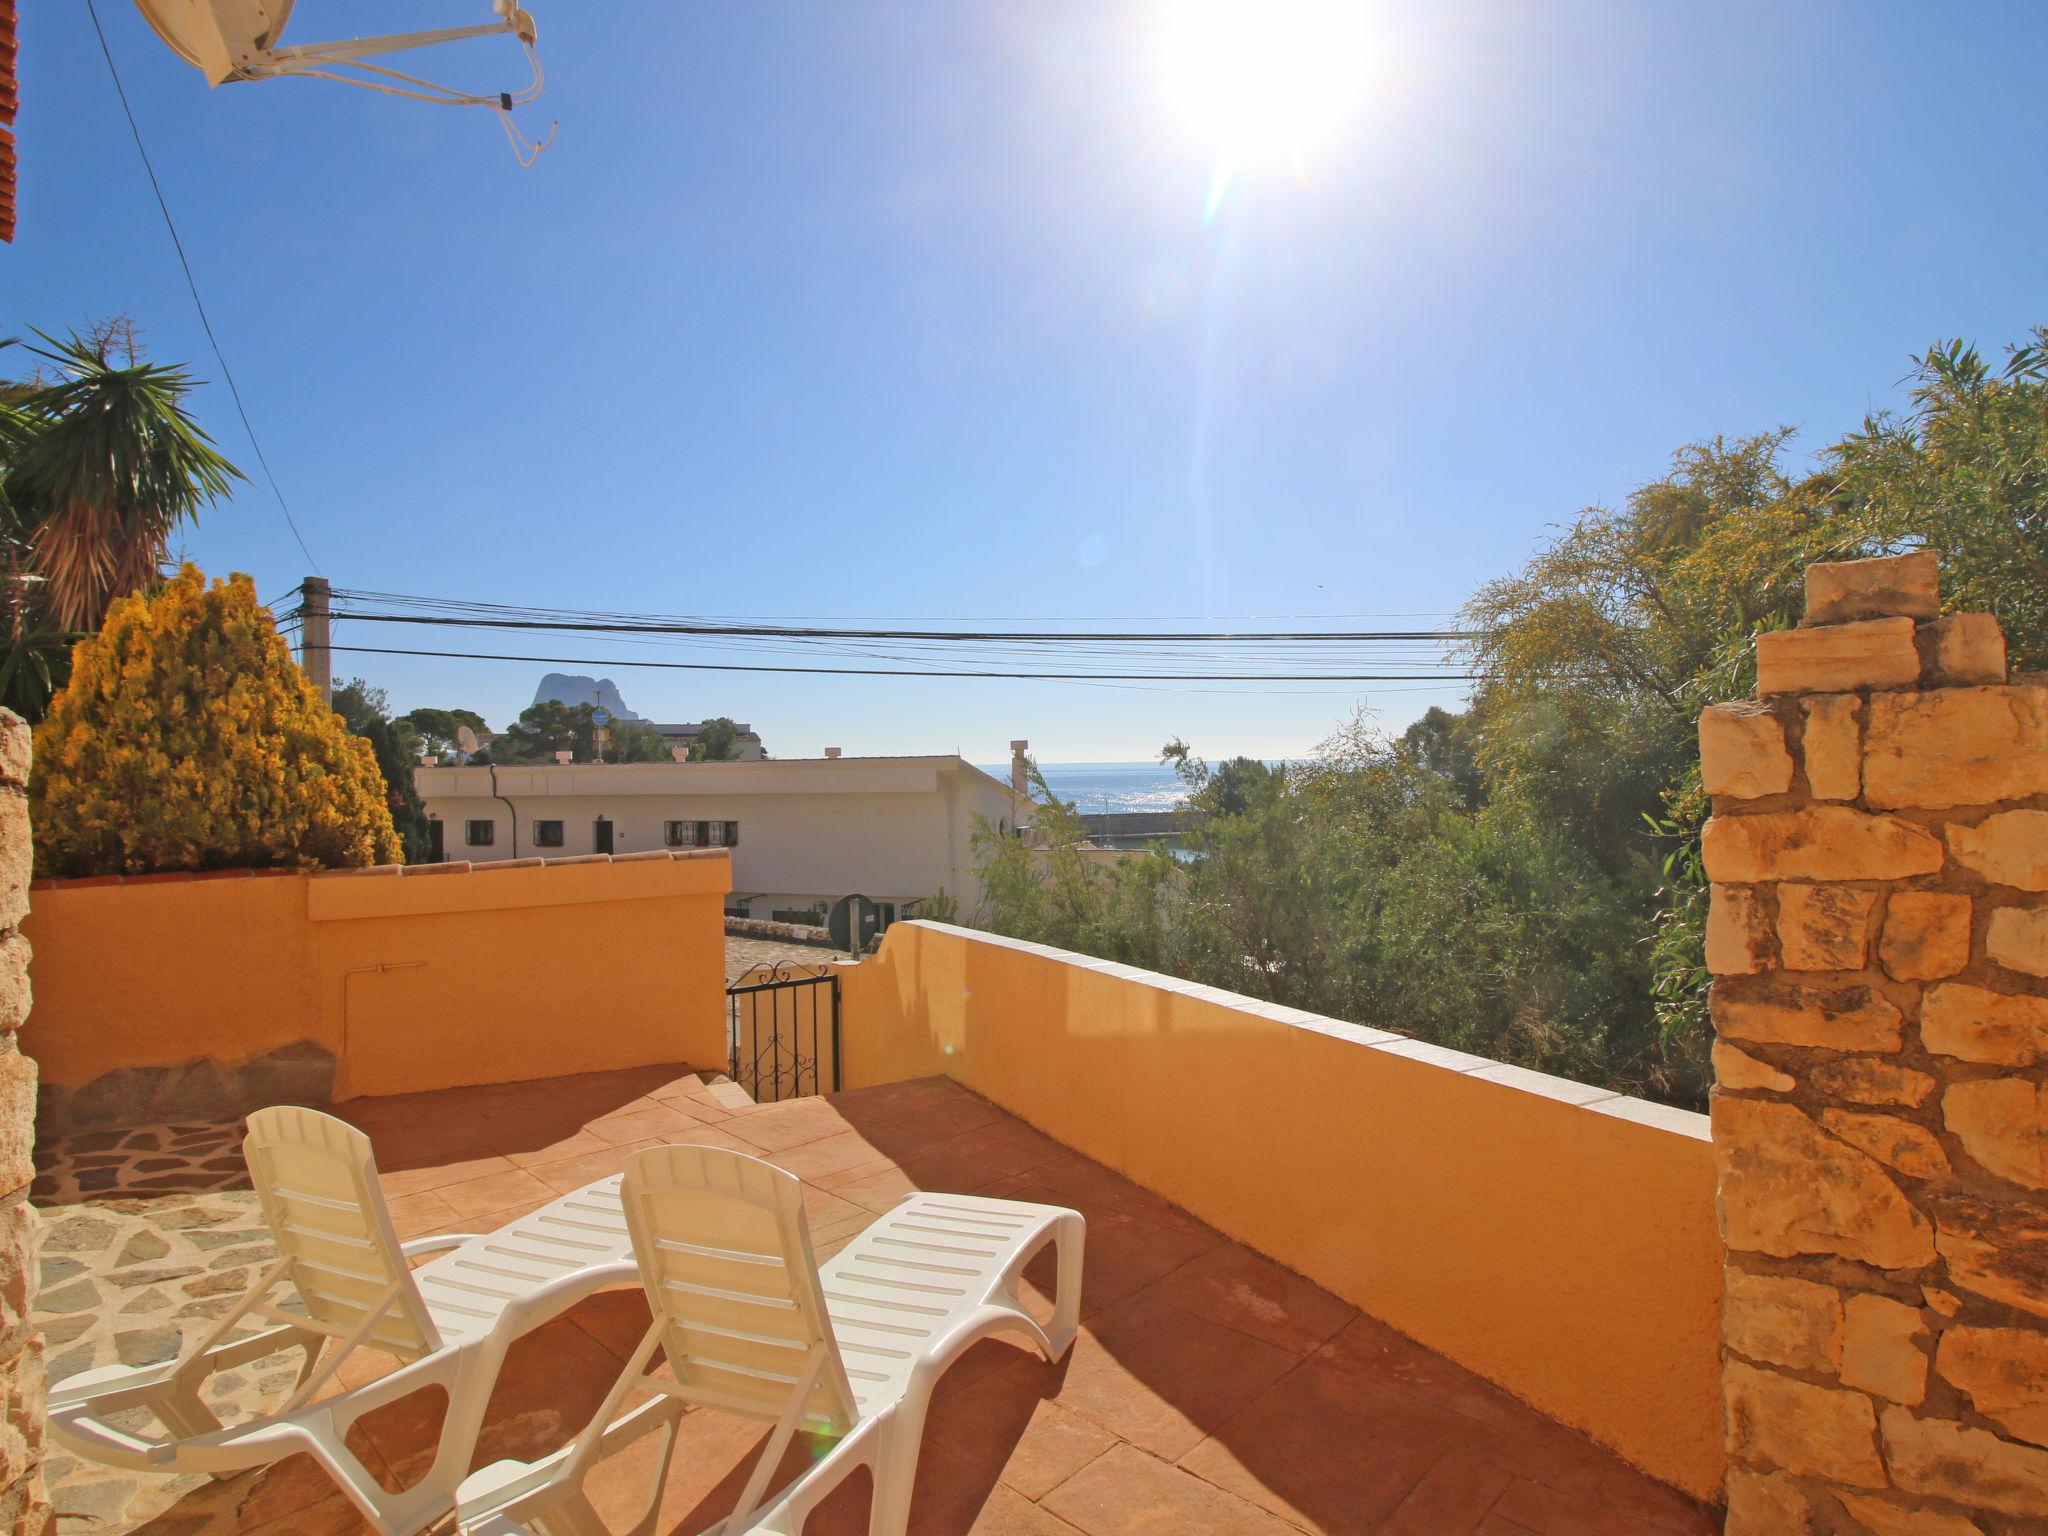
[727,963,840,1103]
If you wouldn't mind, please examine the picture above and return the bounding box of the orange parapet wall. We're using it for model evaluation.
[22,851,732,1117]
[838,920,1725,1502]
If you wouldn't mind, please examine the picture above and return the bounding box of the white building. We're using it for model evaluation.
[413,754,1025,926]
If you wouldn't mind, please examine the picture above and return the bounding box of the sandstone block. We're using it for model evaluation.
[1883,1406,2048,1517]
[1930,1195,2048,1322]
[1821,1108,1951,1180]
[1922,1287,1962,1318]
[1921,984,2048,1066]
[1864,687,2048,811]
[1811,1056,1935,1107]
[1707,885,1775,975]
[1988,906,2048,979]
[1880,891,1973,981]
[0,793,25,932]
[1713,1097,1935,1269]
[1802,694,1863,800]
[1723,1269,1842,1371]
[1724,1359,1884,1485]
[1714,1042,1793,1092]
[1778,884,1877,971]
[1949,810,2048,892]
[1806,550,1940,625]
[1724,1468,1814,1536]
[0,933,27,1034]
[1759,617,1920,696]
[0,1205,36,1345]
[1701,703,1796,798]
[1703,807,1943,884]
[1943,1079,2047,1189]
[1840,1293,1928,1404]
[1836,1493,1987,1536]
[1939,1326,2048,1449]
[1929,613,2008,686]
[1712,980,1903,1052]
[0,1053,32,1198]
[0,711,27,791]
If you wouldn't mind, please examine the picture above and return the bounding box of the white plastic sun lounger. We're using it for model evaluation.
[455,1144,1084,1536]
[47,1106,647,1536]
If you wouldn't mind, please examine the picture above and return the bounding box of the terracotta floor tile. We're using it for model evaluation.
[1041,1443,1298,1536]
[925,1370,1119,1502]
[583,1103,711,1147]
[1489,1477,1644,1536]
[431,1164,556,1221]
[382,1190,460,1240]
[768,1129,896,1183]
[1015,1293,1299,1461]
[1595,1465,1720,1536]
[722,1100,857,1154]
[1017,1208,1219,1320]
[499,1127,614,1169]
[521,1140,654,1196]
[1143,1242,1357,1356]
[1176,1356,1455,1533]
[566,1286,656,1361]
[375,1151,517,1199]
[1381,1451,1517,1536]
[1475,1517,1543,1536]
[828,1162,937,1213]
[950,1483,1090,1536]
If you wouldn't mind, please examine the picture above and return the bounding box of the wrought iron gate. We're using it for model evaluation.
[727,962,840,1103]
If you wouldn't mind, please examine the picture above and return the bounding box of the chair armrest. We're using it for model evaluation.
[401,1233,479,1261]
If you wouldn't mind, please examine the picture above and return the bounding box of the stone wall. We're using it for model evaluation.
[1705,552,2048,1533]
[0,711,47,1533]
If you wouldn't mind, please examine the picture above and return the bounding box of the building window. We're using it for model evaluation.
[665,820,740,849]
[464,819,495,847]
[533,820,564,848]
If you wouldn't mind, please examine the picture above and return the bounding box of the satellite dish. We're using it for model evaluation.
[132,0,555,163]
[455,725,479,756]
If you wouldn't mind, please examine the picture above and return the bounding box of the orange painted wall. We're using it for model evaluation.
[838,921,1726,1502]
[23,852,732,1100]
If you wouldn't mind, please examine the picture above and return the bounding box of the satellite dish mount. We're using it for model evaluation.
[135,0,556,163]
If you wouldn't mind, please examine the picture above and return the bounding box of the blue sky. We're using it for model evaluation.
[9,2,2047,762]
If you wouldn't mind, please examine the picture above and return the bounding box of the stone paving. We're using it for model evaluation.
[30,1069,1720,1536]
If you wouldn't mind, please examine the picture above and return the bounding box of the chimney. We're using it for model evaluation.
[824,747,842,759]
[1009,739,1030,797]
[671,747,688,762]
[419,754,439,767]
[554,750,573,764]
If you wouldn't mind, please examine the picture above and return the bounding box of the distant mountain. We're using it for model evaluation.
[532,673,643,719]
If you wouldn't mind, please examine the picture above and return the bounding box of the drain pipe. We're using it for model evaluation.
[488,761,518,858]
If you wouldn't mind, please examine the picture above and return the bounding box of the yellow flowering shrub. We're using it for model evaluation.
[31,565,401,875]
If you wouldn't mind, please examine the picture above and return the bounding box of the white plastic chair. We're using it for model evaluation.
[47,1106,650,1536]
[456,1143,1085,1536]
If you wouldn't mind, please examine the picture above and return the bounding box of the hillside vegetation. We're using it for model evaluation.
[973,330,2048,1109]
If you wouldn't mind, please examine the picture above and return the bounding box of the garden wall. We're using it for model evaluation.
[837,920,1725,1500]
[22,850,732,1133]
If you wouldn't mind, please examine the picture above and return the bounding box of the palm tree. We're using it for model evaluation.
[0,328,243,718]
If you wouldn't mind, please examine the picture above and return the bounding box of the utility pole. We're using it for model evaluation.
[299,576,332,703]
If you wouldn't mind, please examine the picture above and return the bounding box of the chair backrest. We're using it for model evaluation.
[620,1144,859,1433]
[242,1106,442,1357]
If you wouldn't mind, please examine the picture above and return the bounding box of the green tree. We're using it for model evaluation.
[330,676,433,862]
[688,716,742,761]
[0,327,243,721]
[402,706,489,757]
[32,567,400,875]
[490,701,672,764]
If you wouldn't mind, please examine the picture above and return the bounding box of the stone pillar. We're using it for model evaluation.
[0,710,46,1534]
[1705,552,2048,1534]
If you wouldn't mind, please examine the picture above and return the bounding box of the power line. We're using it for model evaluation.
[82,0,322,574]
[325,610,1467,644]
[328,643,1480,684]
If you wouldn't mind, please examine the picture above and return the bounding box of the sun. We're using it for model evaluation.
[1156,0,1373,169]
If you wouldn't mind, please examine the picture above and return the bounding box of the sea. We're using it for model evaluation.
[972,761,1190,814]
